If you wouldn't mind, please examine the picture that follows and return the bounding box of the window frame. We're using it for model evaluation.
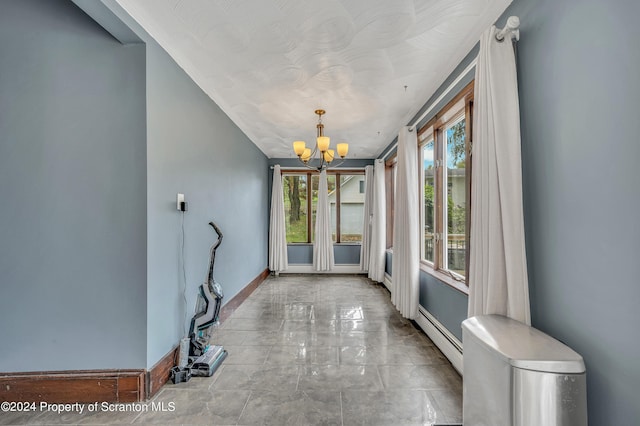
[385,156,397,249]
[420,134,436,267]
[417,81,473,287]
[280,169,365,244]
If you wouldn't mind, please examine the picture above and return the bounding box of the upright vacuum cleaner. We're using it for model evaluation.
[171,221,228,384]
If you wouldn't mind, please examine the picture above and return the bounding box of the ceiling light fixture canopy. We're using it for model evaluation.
[293,109,348,170]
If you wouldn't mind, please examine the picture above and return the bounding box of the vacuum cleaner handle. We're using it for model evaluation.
[206,221,223,286]
[208,221,223,246]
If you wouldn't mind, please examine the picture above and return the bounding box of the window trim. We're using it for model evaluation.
[385,156,396,249]
[442,112,466,278]
[420,134,436,267]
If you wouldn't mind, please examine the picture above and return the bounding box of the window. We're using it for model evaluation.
[283,174,308,243]
[418,81,473,282]
[282,170,364,244]
[339,175,365,242]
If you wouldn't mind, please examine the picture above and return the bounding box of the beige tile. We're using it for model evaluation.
[265,345,339,365]
[222,345,270,365]
[430,388,463,423]
[237,390,341,425]
[339,345,415,365]
[342,390,444,425]
[378,365,450,390]
[133,388,249,425]
[298,364,383,391]
[211,364,300,391]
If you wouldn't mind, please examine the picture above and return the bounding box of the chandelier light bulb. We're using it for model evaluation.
[317,136,330,153]
[301,148,312,163]
[336,143,348,158]
[293,140,306,156]
[324,149,335,163]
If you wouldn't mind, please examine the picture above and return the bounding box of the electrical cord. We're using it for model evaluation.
[181,211,188,337]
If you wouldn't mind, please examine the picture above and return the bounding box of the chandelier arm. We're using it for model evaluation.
[296,157,316,170]
[296,155,330,171]
[296,160,327,171]
[296,142,327,170]
[329,157,348,168]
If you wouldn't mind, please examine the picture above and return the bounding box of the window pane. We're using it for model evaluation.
[311,174,336,242]
[339,175,364,242]
[422,140,435,262]
[283,174,307,243]
[445,118,466,277]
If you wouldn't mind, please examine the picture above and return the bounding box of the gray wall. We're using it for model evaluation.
[384,253,467,341]
[144,42,269,367]
[99,0,270,368]
[418,272,467,342]
[0,0,147,371]
[0,0,269,373]
[505,0,640,423]
[382,0,640,423]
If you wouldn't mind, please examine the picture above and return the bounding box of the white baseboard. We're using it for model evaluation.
[416,305,464,375]
[281,264,364,274]
[384,273,392,291]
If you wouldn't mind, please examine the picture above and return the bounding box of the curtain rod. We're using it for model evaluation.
[270,165,367,170]
[495,16,520,42]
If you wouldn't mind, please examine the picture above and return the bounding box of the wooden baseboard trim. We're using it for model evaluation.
[0,269,270,404]
[146,345,178,399]
[0,370,145,403]
[218,268,270,324]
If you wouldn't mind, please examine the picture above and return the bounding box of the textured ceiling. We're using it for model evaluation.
[114,0,512,159]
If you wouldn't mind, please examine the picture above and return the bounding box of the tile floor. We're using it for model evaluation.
[2,275,462,425]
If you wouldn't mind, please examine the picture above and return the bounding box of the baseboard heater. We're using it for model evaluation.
[383,273,392,291]
[416,305,463,374]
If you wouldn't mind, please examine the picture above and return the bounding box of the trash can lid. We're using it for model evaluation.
[462,315,585,374]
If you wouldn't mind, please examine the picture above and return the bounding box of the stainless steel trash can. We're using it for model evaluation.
[462,315,587,426]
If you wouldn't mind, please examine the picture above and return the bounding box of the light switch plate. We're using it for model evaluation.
[177,193,185,211]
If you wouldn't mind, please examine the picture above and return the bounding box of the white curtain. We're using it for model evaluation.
[359,165,374,272]
[392,127,420,319]
[368,159,386,282]
[269,165,288,272]
[468,26,531,325]
[313,169,334,271]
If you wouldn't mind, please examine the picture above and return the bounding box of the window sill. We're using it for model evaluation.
[419,262,469,296]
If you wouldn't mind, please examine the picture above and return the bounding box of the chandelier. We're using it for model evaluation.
[292,109,349,170]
